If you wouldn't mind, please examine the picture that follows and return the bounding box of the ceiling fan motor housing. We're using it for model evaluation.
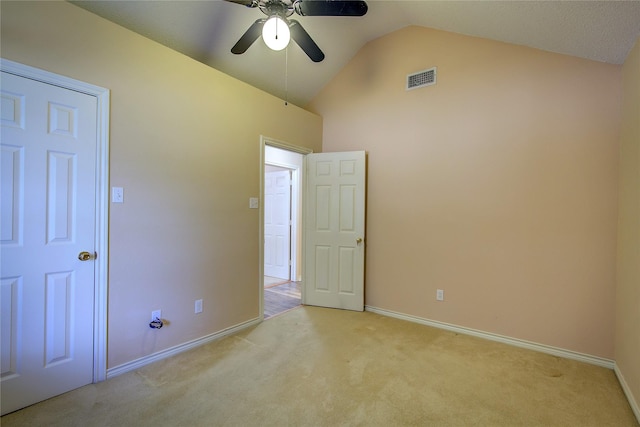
[260,0,294,18]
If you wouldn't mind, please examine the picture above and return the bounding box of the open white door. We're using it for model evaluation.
[304,151,366,311]
[264,170,291,280]
[1,72,98,414]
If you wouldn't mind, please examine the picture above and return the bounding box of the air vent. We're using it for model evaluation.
[406,67,437,90]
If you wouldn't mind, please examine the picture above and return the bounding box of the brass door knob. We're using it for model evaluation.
[78,251,96,261]
[356,238,363,244]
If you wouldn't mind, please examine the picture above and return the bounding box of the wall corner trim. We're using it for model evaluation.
[106,317,262,379]
[364,306,615,369]
[614,363,640,424]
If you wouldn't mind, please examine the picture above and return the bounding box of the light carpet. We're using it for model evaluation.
[2,306,637,426]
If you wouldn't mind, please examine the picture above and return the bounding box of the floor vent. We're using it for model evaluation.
[406,67,437,90]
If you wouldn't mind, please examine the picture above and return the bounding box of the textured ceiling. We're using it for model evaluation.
[72,0,640,107]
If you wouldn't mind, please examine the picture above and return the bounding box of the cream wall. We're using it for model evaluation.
[309,26,621,359]
[1,1,322,368]
[616,37,640,414]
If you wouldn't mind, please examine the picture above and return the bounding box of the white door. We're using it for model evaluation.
[264,170,291,280]
[304,151,366,311]
[1,72,98,415]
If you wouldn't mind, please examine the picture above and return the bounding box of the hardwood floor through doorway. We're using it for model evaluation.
[264,277,301,319]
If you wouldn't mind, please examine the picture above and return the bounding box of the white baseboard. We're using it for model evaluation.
[107,317,262,379]
[365,305,614,369]
[614,363,640,424]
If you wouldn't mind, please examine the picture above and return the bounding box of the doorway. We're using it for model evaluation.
[261,140,308,319]
[260,139,367,318]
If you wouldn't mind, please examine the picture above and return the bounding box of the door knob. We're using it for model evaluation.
[356,238,363,244]
[78,251,96,261]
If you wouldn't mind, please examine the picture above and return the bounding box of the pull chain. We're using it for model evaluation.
[284,46,289,106]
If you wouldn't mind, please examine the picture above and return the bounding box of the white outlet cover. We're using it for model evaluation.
[112,187,124,203]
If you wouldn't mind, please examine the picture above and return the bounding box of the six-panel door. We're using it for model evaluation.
[304,151,366,311]
[1,72,97,415]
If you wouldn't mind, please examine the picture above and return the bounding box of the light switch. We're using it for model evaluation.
[112,187,124,203]
[249,197,259,209]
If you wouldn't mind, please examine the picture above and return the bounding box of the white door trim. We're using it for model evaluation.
[1,58,110,382]
[259,136,312,319]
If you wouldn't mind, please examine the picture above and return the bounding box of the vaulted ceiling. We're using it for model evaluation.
[72,1,640,107]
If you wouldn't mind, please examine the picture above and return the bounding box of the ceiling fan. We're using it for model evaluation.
[225,0,368,62]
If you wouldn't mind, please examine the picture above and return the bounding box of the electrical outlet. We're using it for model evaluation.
[151,309,161,321]
[195,299,203,314]
[436,289,444,301]
[112,187,124,203]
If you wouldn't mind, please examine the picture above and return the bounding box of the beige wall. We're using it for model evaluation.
[1,1,322,368]
[616,36,640,413]
[309,26,621,359]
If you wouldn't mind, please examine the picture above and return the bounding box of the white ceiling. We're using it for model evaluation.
[72,0,640,107]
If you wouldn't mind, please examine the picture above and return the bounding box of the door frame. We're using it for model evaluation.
[1,58,110,382]
[259,136,311,319]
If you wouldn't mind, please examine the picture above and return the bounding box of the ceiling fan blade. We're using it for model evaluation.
[294,1,368,16]
[289,20,325,62]
[224,0,258,7]
[231,19,265,54]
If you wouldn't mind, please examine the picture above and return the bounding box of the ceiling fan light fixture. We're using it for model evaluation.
[262,15,290,51]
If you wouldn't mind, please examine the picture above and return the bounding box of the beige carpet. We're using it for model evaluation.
[2,307,637,426]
